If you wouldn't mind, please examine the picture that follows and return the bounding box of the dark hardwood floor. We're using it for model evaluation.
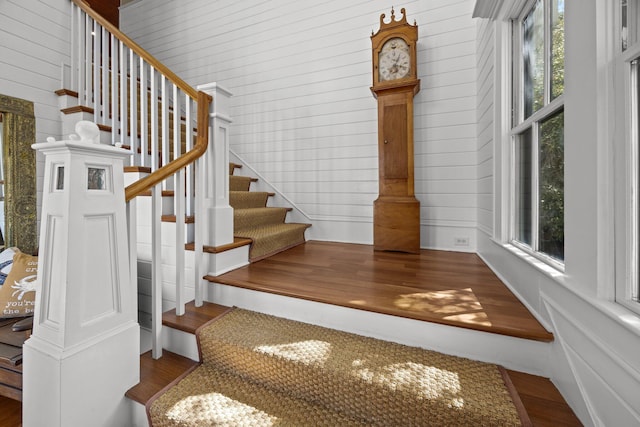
[209,240,553,342]
[0,395,21,427]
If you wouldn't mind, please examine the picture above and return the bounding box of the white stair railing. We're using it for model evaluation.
[69,0,211,358]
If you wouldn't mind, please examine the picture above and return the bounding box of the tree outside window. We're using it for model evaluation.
[513,0,564,263]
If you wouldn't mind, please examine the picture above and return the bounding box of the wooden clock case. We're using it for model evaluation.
[371,8,421,253]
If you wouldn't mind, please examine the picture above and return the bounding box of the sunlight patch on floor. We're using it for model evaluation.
[395,288,482,314]
[443,311,491,325]
[351,360,463,402]
[167,393,277,425]
[392,288,492,326]
[254,340,332,366]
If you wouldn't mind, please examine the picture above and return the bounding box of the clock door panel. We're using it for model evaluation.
[382,104,408,180]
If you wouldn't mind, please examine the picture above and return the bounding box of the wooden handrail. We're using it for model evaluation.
[72,0,198,100]
[72,0,212,202]
[125,91,211,202]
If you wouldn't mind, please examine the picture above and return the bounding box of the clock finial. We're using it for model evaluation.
[377,6,409,29]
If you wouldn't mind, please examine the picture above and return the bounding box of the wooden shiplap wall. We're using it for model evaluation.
[122,0,478,250]
[0,0,69,140]
[0,0,71,231]
[476,17,495,237]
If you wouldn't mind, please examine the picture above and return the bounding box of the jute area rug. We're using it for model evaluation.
[147,308,531,426]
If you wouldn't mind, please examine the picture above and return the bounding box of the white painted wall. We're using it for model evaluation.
[0,0,71,229]
[475,1,640,425]
[475,18,494,237]
[120,0,478,251]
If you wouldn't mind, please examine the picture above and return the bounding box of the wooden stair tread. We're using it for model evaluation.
[162,301,231,334]
[127,302,231,405]
[185,237,252,254]
[506,370,582,426]
[161,215,195,223]
[124,166,151,174]
[125,350,198,405]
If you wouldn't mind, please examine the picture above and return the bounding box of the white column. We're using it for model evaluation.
[197,82,234,247]
[23,122,140,427]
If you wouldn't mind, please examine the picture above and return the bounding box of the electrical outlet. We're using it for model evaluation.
[454,237,469,246]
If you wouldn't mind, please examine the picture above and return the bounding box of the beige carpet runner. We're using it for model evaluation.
[147,308,531,426]
[229,164,310,261]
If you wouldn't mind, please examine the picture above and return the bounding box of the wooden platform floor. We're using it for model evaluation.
[209,241,553,342]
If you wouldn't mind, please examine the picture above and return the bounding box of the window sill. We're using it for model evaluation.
[491,238,567,286]
[492,239,640,337]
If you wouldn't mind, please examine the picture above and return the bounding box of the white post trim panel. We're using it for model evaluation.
[24,122,139,427]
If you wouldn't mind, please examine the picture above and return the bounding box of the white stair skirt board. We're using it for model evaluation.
[206,245,250,276]
[208,282,552,377]
[140,326,199,361]
[130,400,150,427]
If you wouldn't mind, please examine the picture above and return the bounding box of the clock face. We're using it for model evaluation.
[378,37,411,82]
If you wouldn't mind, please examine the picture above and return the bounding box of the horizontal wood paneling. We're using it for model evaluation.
[122,0,477,249]
[0,0,71,240]
[475,17,495,235]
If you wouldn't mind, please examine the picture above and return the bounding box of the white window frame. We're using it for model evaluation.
[616,0,640,314]
[509,0,565,270]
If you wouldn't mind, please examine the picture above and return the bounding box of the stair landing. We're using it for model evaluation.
[207,241,553,343]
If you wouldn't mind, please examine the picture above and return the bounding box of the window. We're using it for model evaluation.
[511,0,565,265]
[617,0,640,312]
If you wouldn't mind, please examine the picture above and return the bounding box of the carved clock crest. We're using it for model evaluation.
[371,8,420,253]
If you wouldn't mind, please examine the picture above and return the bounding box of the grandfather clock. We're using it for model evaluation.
[371,8,420,253]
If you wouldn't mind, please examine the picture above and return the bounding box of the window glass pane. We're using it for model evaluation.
[550,0,565,100]
[523,0,544,118]
[515,129,533,246]
[539,110,564,261]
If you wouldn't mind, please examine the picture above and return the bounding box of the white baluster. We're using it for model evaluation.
[101,26,109,125]
[129,49,139,165]
[119,41,128,152]
[151,183,163,359]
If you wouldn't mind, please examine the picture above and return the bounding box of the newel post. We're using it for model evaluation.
[197,82,234,247]
[23,122,140,427]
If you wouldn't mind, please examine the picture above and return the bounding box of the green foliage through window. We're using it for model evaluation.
[513,0,564,263]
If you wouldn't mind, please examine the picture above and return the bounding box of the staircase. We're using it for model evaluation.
[229,163,311,262]
[59,0,312,352]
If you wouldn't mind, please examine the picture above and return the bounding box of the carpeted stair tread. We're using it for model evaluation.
[234,207,290,230]
[229,191,270,209]
[235,223,310,261]
[228,163,311,261]
[148,308,528,426]
[148,362,368,427]
[229,175,255,191]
